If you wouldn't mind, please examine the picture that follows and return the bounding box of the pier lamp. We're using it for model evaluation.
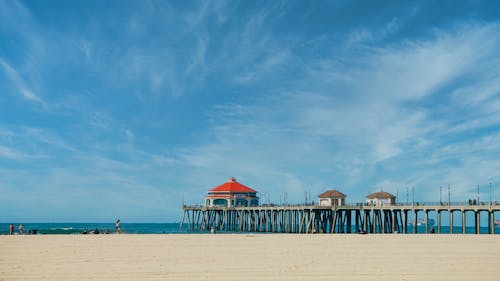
[490,182,493,205]
[448,184,451,206]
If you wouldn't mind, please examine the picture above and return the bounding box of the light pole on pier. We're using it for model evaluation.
[412,186,415,206]
[440,186,442,204]
[448,184,451,206]
[406,187,409,205]
[477,184,480,204]
[490,182,493,204]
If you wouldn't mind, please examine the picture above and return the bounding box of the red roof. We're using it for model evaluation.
[209,177,257,193]
[318,190,346,198]
[366,191,396,199]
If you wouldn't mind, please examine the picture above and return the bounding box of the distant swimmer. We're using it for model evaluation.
[116,219,121,234]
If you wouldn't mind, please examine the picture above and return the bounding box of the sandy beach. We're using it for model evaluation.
[1,234,499,281]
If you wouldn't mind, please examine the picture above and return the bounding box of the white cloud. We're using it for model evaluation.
[0,145,28,161]
[347,17,401,46]
[79,39,92,60]
[0,145,46,161]
[0,59,45,106]
[23,128,75,152]
[175,22,500,204]
[20,87,43,103]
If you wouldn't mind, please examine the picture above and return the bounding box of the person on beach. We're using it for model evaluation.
[9,224,14,235]
[18,224,24,234]
[116,219,121,234]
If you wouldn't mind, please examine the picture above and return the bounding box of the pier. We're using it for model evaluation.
[180,203,500,234]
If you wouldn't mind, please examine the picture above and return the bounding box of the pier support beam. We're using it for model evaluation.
[413,210,418,234]
[425,211,429,234]
[462,211,466,234]
[346,211,352,233]
[437,211,441,234]
[475,211,480,234]
[489,211,495,234]
[391,211,396,233]
[450,211,454,234]
[403,210,408,234]
[372,210,376,233]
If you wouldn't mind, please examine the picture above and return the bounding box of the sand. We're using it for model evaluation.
[1,234,499,281]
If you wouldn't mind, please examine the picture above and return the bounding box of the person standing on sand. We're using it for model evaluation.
[116,219,121,234]
[9,224,14,235]
[18,224,24,234]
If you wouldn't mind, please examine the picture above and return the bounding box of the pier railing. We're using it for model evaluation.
[184,200,500,209]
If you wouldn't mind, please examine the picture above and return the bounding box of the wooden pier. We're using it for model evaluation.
[180,204,500,234]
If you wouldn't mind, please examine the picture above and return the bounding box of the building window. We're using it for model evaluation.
[235,198,248,206]
[213,199,228,206]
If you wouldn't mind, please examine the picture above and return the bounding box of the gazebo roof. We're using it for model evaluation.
[318,190,346,198]
[366,191,396,199]
[209,177,257,193]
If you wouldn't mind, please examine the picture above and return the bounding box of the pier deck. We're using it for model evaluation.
[181,204,500,234]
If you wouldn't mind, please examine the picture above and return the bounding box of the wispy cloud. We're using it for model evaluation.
[177,22,500,203]
[0,59,45,105]
[0,145,46,161]
[0,145,29,161]
[347,17,402,46]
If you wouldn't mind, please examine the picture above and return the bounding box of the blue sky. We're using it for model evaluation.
[1,0,499,222]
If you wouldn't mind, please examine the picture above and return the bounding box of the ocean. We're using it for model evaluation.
[1,223,497,235]
[0,223,187,235]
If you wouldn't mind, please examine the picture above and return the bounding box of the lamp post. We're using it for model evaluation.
[406,187,409,205]
[490,182,493,205]
[477,184,480,204]
[448,184,451,206]
[412,186,415,206]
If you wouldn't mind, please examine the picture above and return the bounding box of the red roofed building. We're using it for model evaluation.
[318,190,346,206]
[366,190,396,206]
[205,177,259,207]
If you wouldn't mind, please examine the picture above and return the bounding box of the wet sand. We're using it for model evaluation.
[1,234,499,280]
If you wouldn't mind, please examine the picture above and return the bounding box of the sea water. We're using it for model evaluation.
[0,223,188,235]
[1,223,497,235]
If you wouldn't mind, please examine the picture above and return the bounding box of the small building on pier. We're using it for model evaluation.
[318,190,346,206]
[205,177,259,207]
[366,191,396,206]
